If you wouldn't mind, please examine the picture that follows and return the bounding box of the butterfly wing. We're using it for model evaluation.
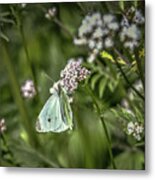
[36,90,69,133]
[60,88,73,130]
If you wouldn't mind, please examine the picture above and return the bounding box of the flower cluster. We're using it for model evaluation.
[45,7,57,20]
[21,80,36,99]
[127,121,144,141]
[74,12,119,63]
[0,118,6,133]
[60,58,90,94]
[73,7,144,62]
[120,7,144,51]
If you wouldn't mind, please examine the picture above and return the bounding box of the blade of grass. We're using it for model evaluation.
[86,85,116,169]
[1,40,39,147]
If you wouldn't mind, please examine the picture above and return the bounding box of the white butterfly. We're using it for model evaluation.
[36,82,73,133]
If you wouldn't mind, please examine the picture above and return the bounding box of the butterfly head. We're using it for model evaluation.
[49,81,61,95]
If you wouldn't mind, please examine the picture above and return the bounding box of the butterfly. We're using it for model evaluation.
[36,82,73,133]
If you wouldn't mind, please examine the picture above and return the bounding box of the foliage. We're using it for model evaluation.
[0,1,145,169]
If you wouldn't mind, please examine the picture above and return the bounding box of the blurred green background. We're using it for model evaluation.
[0,1,145,169]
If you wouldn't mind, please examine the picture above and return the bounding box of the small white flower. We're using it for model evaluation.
[108,22,119,31]
[124,40,138,51]
[120,23,141,50]
[133,10,145,24]
[102,29,109,37]
[126,24,140,40]
[96,40,103,50]
[0,118,6,133]
[92,27,104,39]
[103,14,115,24]
[87,53,96,63]
[73,37,87,45]
[104,37,114,48]
[127,121,135,135]
[21,80,36,99]
[88,39,96,49]
[133,133,141,141]
[96,19,103,26]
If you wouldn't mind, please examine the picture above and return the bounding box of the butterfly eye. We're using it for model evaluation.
[48,118,51,122]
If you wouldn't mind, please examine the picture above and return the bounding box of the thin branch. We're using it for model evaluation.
[114,49,145,101]
[54,18,74,38]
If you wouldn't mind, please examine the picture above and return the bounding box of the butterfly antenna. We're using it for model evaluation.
[42,72,55,84]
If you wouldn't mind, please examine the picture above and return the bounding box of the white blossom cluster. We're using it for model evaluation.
[120,7,145,51]
[127,121,144,141]
[45,7,57,20]
[21,80,36,99]
[0,118,6,133]
[60,58,90,94]
[73,12,119,63]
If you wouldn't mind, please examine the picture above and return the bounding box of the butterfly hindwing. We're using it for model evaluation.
[60,88,73,130]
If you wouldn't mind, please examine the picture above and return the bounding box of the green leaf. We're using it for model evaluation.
[90,73,102,90]
[0,32,9,42]
[100,51,114,63]
[98,77,107,98]
[100,51,126,65]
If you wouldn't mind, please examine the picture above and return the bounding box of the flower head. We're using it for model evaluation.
[120,7,144,51]
[127,121,144,141]
[21,80,36,99]
[74,12,119,63]
[60,58,90,94]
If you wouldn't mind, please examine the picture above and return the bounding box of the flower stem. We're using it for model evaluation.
[19,25,38,88]
[100,115,116,169]
[10,6,38,91]
[86,86,116,169]
[114,48,144,101]
[54,18,74,38]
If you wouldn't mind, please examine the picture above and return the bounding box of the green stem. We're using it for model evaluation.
[114,49,144,101]
[10,6,38,89]
[54,18,73,38]
[19,25,37,85]
[100,116,116,169]
[77,2,87,14]
[1,40,38,147]
[86,86,116,169]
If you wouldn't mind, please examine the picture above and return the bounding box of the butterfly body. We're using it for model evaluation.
[36,83,73,133]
